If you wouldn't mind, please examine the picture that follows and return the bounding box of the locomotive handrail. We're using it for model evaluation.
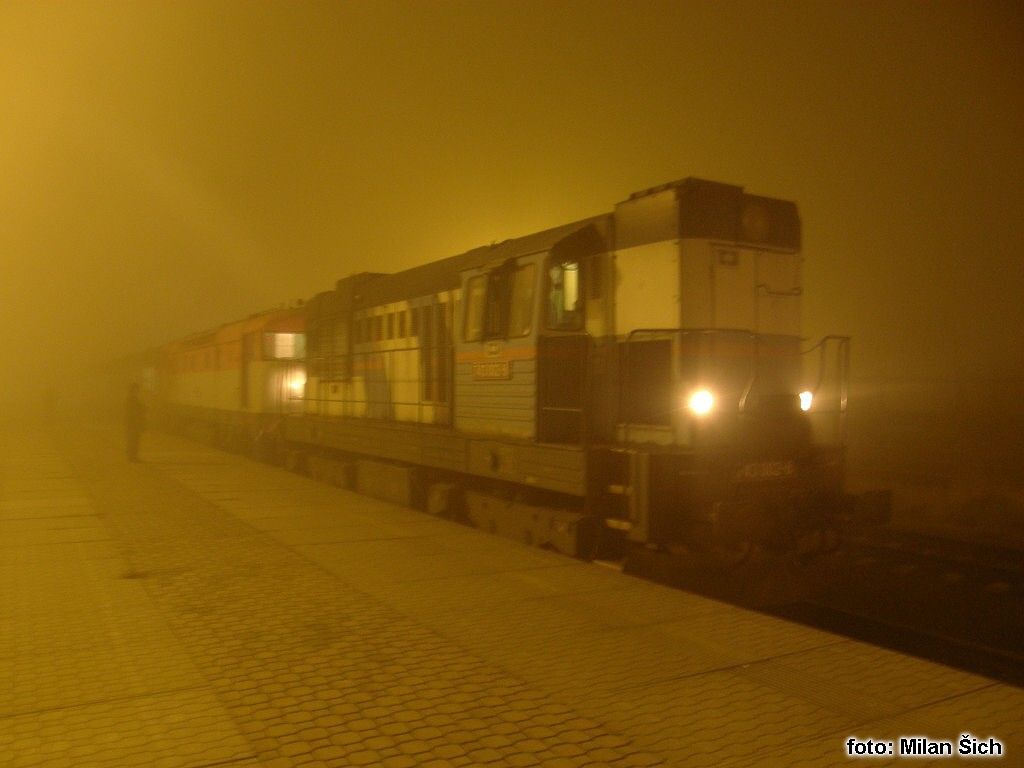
[736,332,760,414]
[797,334,850,443]
[801,334,850,397]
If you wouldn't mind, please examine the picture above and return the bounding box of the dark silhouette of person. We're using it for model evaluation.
[125,383,146,461]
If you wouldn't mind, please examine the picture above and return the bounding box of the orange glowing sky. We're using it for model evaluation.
[1,1,1021,403]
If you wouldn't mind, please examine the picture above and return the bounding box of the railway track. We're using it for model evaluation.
[806,528,1024,684]
[776,599,1024,688]
[611,529,1024,687]
[845,528,1023,587]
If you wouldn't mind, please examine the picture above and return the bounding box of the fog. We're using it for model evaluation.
[2,1,1022,480]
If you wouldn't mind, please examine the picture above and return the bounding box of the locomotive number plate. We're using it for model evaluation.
[473,360,511,380]
[735,460,796,482]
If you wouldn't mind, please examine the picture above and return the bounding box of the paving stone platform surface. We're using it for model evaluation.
[2,422,1021,767]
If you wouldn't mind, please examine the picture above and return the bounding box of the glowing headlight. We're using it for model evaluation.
[288,374,306,395]
[799,390,813,412]
[687,388,714,416]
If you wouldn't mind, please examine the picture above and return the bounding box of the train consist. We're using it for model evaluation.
[149,178,884,564]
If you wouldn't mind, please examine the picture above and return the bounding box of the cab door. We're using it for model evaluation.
[537,257,589,444]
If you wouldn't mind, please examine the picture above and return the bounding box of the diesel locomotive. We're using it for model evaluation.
[151,178,883,564]
[155,306,306,452]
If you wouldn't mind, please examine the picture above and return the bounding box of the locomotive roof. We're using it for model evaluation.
[337,214,610,308]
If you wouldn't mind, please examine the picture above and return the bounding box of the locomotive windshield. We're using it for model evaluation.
[507,263,536,337]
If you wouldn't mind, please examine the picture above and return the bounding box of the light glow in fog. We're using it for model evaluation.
[687,389,714,416]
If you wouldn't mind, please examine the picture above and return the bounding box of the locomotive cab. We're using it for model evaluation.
[601,178,852,555]
[453,220,610,443]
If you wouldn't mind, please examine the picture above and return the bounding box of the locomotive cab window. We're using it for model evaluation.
[483,266,511,338]
[463,276,486,342]
[463,261,536,341]
[547,259,583,330]
[507,263,536,337]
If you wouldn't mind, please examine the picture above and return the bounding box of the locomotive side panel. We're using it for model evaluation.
[308,294,455,425]
[613,240,679,332]
[454,258,540,440]
[754,248,802,336]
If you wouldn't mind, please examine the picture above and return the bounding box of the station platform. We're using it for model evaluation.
[2,422,1021,768]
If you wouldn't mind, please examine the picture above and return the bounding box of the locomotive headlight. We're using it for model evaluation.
[687,388,715,416]
[799,390,813,412]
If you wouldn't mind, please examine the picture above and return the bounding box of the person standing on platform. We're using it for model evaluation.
[125,383,146,461]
